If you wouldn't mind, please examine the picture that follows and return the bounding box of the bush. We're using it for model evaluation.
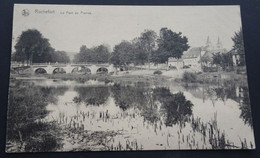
[183,65,190,69]
[203,66,218,72]
[154,70,162,75]
[236,66,246,74]
[169,65,177,70]
[182,71,197,83]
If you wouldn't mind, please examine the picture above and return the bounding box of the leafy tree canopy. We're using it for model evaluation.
[110,41,135,66]
[74,44,110,63]
[232,28,244,54]
[13,29,53,64]
[212,52,233,71]
[12,29,70,64]
[154,28,189,63]
[232,28,246,66]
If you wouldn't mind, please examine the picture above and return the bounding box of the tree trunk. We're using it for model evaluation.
[115,65,118,75]
[18,130,23,143]
[177,104,180,113]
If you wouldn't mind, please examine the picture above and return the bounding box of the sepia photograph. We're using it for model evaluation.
[6,4,255,152]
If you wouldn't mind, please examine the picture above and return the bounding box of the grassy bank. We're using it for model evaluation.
[30,73,171,85]
[176,71,248,86]
[10,69,248,86]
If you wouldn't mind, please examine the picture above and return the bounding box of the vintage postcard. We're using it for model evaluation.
[6,4,255,152]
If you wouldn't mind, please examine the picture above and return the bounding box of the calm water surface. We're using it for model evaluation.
[9,79,255,151]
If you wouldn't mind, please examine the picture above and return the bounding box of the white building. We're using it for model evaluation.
[182,47,206,71]
[168,36,227,71]
[168,58,183,69]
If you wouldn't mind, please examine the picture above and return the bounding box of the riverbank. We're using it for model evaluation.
[10,69,248,86]
[6,70,254,151]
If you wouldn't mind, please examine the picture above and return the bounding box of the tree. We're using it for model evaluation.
[212,52,233,71]
[74,44,110,63]
[201,55,212,67]
[74,45,93,63]
[232,28,245,66]
[151,49,167,65]
[13,29,53,64]
[138,30,158,69]
[50,51,70,63]
[92,45,110,63]
[131,37,148,65]
[232,28,244,55]
[155,28,189,63]
[110,41,135,67]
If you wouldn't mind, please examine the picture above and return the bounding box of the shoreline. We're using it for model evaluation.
[10,69,248,86]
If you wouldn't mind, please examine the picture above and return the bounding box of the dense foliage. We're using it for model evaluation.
[74,45,110,63]
[13,28,190,67]
[12,29,70,64]
[182,71,198,83]
[232,28,245,66]
[110,41,135,66]
[212,52,233,71]
[6,81,68,152]
[155,28,189,63]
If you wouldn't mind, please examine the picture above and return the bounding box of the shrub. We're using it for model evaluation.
[169,65,177,70]
[203,66,218,72]
[236,66,246,74]
[154,70,162,75]
[182,71,197,83]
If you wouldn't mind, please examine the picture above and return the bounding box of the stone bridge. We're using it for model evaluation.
[28,63,115,74]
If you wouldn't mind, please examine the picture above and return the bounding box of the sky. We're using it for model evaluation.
[12,4,242,57]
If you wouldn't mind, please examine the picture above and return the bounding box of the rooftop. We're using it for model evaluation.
[168,57,183,62]
[182,47,202,59]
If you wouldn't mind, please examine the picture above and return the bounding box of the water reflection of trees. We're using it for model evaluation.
[111,84,149,110]
[238,87,253,127]
[153,88,193,127]
[7,82,66,152]
[40,86,69,104]
[74,86,110,106]
[212,85,252,127]
[183,83,253,127]
[111,84,193,126]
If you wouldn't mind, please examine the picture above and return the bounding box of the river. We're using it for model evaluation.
[6,78,255,152]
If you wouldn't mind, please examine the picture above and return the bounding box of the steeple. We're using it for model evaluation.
[206,36,211,46]
[216,36,222,49]
[204,36,213,51]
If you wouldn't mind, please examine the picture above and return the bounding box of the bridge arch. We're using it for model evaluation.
[71,66,91,74]
[35,68,47,74]
[96,67,108,74]
[53,67,66,74]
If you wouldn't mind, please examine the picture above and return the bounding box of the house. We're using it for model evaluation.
[167,36,227,71]
[182,47,206,71]
[168,58,183,69]
[168,47,205,71]
[230,50,244,66]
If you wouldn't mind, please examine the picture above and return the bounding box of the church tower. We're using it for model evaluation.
[206,36,211,46]
[205,36,213,51]
[216,37,223,49]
